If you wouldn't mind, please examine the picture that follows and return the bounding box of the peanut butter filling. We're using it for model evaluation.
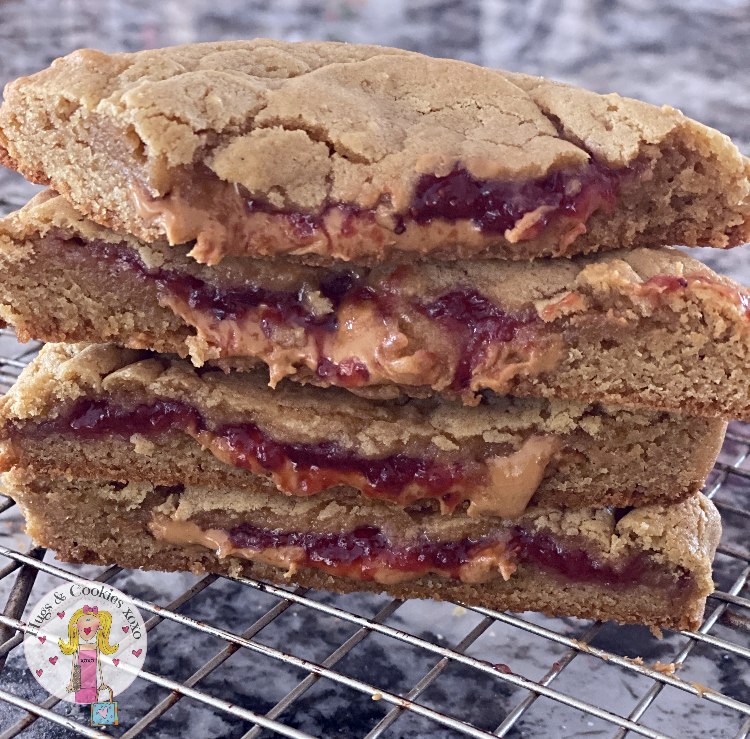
[474,437,562,518]
[161,286,566,399]
[193,428,561,518]
[129,158,628,265]
[27,395,562,518]
[148,515,517,585]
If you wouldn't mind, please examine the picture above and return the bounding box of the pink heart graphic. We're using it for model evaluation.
[83,627,92,636]
[38,636,46,644]
[122,625,129,633]
[132,649,142,658]
[48,656,58,665]
[113,658,120,666]
[97,708,107,718]
[57,612,65,619]
[36,669,43,677]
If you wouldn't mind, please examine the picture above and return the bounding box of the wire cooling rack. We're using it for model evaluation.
[0,335,747,738]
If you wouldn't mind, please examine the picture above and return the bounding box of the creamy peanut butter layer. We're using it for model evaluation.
[1,40,748,264]
[0,343,725,517]
[2,193,749,417]
[5,470,720,630]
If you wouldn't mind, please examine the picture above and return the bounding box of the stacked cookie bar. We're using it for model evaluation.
[0,40,748,630]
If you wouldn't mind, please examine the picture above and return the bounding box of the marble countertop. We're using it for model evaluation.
[0,2,748,738]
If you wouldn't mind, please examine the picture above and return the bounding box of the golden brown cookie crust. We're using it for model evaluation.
[1,40,748,263]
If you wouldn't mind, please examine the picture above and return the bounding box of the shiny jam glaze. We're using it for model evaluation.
[215,423,466,497]
[314,356,371,385]
[39,399,470,502]
[65,398,201,436]
[644,275,690,292]
[408,161,624,234]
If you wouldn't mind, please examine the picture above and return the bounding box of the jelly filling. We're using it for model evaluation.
[421,290,539,389]
[511,528,678,588]
[63,399,201,437]
[227,523,495,575]
[75,238,543,390]
[216,423,466,497]
[214,519,687,589]
[645,273,750,319]
[407,161,624,234]
[39,399,469,501]
[313,356,371,385]
[645,275,690,292]
[81,239,359,329]
[236,159,627,238]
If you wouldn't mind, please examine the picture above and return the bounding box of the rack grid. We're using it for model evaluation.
[0,203,747,739]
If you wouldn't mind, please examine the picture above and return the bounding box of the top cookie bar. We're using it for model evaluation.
[0,39,748,265]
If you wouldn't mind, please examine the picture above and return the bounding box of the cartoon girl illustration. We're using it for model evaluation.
[59,605,119,704]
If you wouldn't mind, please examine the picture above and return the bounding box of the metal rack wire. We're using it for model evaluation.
[0,333,746,738]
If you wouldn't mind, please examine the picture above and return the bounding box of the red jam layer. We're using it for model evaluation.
[408,161,625,235]
[646,275,689,291]
[75,239,543,391]
[237,160,627,238]
[511,528,680,588]
[228,523,495,576]
[221,519,686,590]
[61,398,202,437]
[39,399,470,502]
[79,238,356,329]
[150,158,629,252]
[420,290,539,389]
[215,423,466,497]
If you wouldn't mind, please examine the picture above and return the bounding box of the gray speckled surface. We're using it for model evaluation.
[0,2,748,738]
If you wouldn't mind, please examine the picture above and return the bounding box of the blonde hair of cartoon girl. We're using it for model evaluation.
[59,606,119,704]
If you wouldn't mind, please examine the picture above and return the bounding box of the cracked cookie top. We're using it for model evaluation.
[1,39,749,263]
